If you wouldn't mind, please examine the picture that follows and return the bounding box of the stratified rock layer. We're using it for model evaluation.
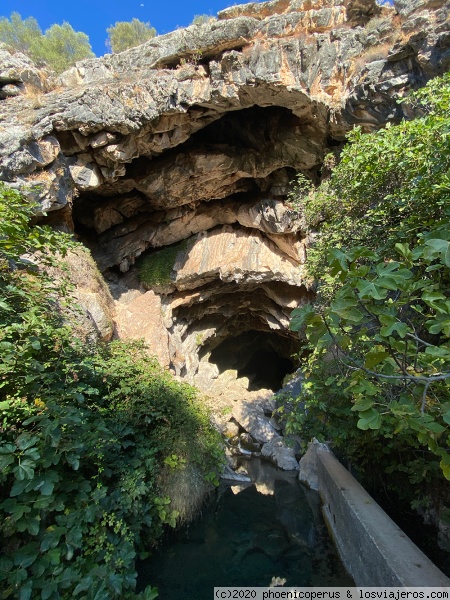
[0,0,449,382]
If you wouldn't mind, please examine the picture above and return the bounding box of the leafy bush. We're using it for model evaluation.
[0,185,223,599]
[106,19,156,54]
[0,12,42,55]
[0,13,94,74]
[295,74,450,299]
[285,74,450,506]
[32,22,94,74]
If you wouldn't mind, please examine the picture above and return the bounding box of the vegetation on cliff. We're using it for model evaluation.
[138,239,192,290]
[0,12,158,72]
[286,73,450,508]
[106,19,157,54]
[0,185,224,599]
[0,13,94,74]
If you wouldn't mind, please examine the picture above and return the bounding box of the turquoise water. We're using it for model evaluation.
[137,459,353,598]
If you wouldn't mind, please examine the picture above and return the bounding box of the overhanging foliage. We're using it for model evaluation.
[0,185,223,599]
[286,73,450,501]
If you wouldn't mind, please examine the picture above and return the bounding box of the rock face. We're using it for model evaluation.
[0,44,53,99]
[0,0,449,385]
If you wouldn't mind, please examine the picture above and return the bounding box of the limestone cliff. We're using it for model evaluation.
[0,0,449,388]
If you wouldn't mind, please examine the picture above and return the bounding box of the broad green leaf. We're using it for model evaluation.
[30,338,41,350]
[4,501,31,520]
[42,477,57,495]
[73,576,93,596]
[40,527,66,552]
[351,397,374,412]
[375,261,401,275]
[426,314,450,335]
[364,348,390,369]
[377,269,413,291]
[390,402,415,417]
[422,290,447,311]
[441,463,450,480]
[18,581,32,600]
[379,316,408,338]
[0,443,16,454]
[142,587,159,600]
[357,408,382,430]
[422,420,445,434]
[14,459,35,481]
[33,495,53,509]
[350,379,380,396]
[328,248,349,275]
[306,314,329,345]
[395,242,412,261]
[66,454,80,470]
[425,238,450,266]
[330,297,363,323]
[26,515,40,536]
[41,582,58,600]
[443,410,450,426]
[23,447,40,461]
[46,548,61,566]
[439,452,450,481]
[16,434,39,451]
[356,280,387,300]
[0,453,14,469]
[10,479,29,497]
[290,304,315,332]
[33,470,59,495]
[13,543,38,568]
[425,345,450,359]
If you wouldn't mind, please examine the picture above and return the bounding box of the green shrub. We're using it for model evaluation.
[285,74,450,506]
[32,22,94,74]
[0,185,223,599]
[106,19,156,54]
[0,12,42,55]
[0,13,94,74]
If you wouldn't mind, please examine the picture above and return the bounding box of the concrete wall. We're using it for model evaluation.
[316,448,450,586]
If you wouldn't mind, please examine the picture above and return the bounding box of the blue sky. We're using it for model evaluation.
[0,0,256,56]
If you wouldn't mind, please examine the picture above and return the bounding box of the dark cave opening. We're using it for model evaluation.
[238,347,294,392]
[207,330,296,392]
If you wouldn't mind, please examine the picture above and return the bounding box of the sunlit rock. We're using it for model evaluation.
[0,0,448,391]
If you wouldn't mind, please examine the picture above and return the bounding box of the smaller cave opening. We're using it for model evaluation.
[238,347,294,392]
[207,330,296,392]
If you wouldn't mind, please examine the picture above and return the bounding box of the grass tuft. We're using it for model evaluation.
[138,238,191,288]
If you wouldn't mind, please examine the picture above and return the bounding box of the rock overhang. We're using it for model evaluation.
[1,0,449,384]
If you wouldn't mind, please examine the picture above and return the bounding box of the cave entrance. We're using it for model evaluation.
[206,330,296,392]
[237,347,294,392]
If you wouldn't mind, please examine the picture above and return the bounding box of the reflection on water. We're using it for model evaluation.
[137,459,353,599]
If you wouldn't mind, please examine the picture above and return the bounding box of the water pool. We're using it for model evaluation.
[137,459,353,598]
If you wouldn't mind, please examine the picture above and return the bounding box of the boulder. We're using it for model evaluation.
[114,290,171,368]
[232,399,281,444]
[221,464,252,482]
[0,45,52,91]
[261,438,300,470]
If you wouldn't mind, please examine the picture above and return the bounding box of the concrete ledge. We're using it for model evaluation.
[316,449,450,586]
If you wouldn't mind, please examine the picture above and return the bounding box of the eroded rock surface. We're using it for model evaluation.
[0,0,449,386]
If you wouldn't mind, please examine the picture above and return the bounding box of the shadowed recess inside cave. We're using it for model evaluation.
[205,330,295,392]
[68,103,324,269]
